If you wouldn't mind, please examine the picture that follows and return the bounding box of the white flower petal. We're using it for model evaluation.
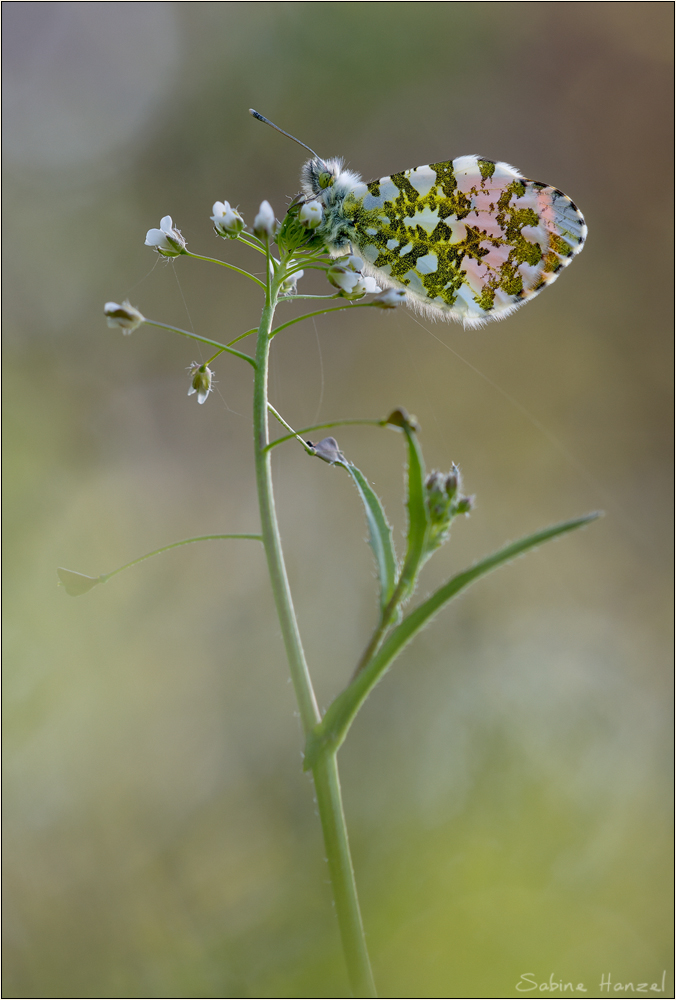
[145,229,167,246]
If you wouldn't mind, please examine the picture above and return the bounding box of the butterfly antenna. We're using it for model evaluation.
[249,109,326,165]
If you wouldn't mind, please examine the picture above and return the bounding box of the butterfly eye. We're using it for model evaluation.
[318,170,334,189]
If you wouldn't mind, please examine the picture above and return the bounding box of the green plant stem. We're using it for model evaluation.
[253,256,376,997]
[270,302,376,338]
[253,263,321,734]
[145,321,256,368]
[99,534,263,582]
[312,752,377,998]
[227,328,257,346]
[184,250,267,288]
[264,417,385,453]
[267,403,315,453]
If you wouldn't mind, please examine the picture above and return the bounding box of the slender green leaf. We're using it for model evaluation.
[58,534,263,596]
[380,411,429,617]
[398,421,429,599]
[305,512,602,768]
[342,463,398,612]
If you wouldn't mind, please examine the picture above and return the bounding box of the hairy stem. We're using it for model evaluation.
[312,753,377,998]
[253,256,376,997]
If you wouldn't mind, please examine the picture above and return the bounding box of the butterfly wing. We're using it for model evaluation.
[341,157,586,326]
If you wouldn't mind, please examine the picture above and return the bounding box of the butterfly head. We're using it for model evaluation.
[300,157,361,199]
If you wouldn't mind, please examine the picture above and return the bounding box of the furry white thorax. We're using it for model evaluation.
[300,157,363,253]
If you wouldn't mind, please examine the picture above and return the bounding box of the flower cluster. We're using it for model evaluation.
[424,465,474,552]
[104,185,406,407]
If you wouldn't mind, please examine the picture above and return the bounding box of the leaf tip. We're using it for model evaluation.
[57,568,101,597]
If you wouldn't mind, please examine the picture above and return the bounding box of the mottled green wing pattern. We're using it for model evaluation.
[341,156,586,326]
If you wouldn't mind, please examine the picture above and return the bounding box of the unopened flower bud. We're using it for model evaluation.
[104,300,145,334]
[253,200,276,239]
[372,288,407,309]
[455,495,474,515]
[145,216,186,256]
[445,464,460,498]
[424,465,472,550]
[385,408,419,432]
[298,200,323,230]
[308,436,346,465]
[187,362,214,405]
[211,200,244,238]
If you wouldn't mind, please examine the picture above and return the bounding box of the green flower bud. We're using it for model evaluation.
[424,464,473,551]
[187,362,214,405]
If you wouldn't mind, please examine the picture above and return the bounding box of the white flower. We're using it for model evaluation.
[280,269,304,295]
[326,264,362,294]
[211,201,244,238]
[145,216,186,256]
[360,276,381,294]
[298,200,323,230]
[372,288,407,309]
[335,254,364,273]
[253,200,276,239]
[187,362,214,404]
[326,265,380,298]
[103,300,145,334]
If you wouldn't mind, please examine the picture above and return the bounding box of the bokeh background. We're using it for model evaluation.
[3,4,673,998]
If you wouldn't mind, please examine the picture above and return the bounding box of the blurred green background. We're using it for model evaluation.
[3,3,672,997]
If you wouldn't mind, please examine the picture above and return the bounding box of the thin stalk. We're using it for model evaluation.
[236,234,268,254]
[99,534,263,582]
[183,250,267,289]
[267,403,315,453]
[145,321,256,368]
[270,302,376,338]
[264,418,385,454]
[227,328,257,346]
[280,294,341,301]
[253,253,376,997]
